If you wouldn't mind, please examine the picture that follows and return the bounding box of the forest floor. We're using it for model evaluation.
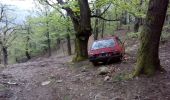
[0,37,170,100]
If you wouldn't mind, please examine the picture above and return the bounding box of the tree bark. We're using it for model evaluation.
[2,46,8,65]
[133,0,169,76]
[45,7,51,57]
[134,17,140,32]
[101,19,105,38]
[94,9,100,40]
[134,0,143,33]
[66,33,71,55]
[72,0,92,62]
[74,35,89,61]
[56,37,60,50]
[25,27,31,60]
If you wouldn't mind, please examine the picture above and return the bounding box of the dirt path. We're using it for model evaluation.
[0,40,170,100]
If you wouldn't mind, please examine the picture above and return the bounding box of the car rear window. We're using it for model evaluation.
[91,39,115,50]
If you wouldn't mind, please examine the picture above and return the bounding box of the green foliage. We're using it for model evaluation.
[127,32,140,38]
[8,6,74,63]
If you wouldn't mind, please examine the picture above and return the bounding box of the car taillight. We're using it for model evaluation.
[108,52,113,56]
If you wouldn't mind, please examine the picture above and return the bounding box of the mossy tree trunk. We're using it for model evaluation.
[72,0,92,62]
[133,0,169,76]
[73,34,89,61]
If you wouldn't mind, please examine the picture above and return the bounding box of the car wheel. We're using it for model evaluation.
[118,54,123,62]
[92,62,98,66]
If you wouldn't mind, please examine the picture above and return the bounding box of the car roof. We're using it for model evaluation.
[93,36,118,42]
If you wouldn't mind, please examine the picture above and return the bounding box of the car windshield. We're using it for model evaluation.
[91,39,115,50]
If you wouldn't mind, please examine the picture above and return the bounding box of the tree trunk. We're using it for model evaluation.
[47,32,51,56]
[134,17,140,32]
[25,27,31,60]
[134,0,144,33]
[94,9,100,40]
[2,46,8,65]
[72,0,92,62]
[56,37,60,50]
[25,50,31,60]
[101,19,105,38]
[94,18,99,40]
[61,40,65,56]
[133,0,169,76]
[66,33,71,55]
[73,35,89,61]
[45,8,51,57]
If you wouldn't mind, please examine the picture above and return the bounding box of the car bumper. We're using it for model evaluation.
[89,54,122,62]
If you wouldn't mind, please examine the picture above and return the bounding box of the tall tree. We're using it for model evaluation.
[24,23,32,60]
[43,0,92,61]
[45,6,51,56]
[133,0,169,76]
[0,5,18,65]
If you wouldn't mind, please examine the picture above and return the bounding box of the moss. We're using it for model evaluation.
[72,55,87,62]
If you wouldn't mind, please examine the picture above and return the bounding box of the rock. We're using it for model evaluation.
[81,68,87,72]
[41,80,51,86]
[104,76,110,81]
[56,80,63,83]
[7,81,18,85]
[98,67,110,75]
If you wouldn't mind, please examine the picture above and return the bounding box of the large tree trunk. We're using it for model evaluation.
[72,0,92,62]
[2,46,8,65]
[74,35,89,61]
[133,0,169,76]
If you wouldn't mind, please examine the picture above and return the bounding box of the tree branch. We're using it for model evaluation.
[98,3,111,17]
[91,15,120,21]
[43,0,66,18]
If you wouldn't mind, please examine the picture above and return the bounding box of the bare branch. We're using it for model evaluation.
[98,3,111,17]
[43,0,66,17]
[91,15,120,21]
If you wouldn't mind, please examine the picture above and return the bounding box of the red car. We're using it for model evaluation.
[88,36,125,65]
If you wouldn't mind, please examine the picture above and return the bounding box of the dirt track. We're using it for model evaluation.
[0,39,170,100]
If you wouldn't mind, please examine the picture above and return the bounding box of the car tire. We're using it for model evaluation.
[118,54,123,62]
[92,62,98,66]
